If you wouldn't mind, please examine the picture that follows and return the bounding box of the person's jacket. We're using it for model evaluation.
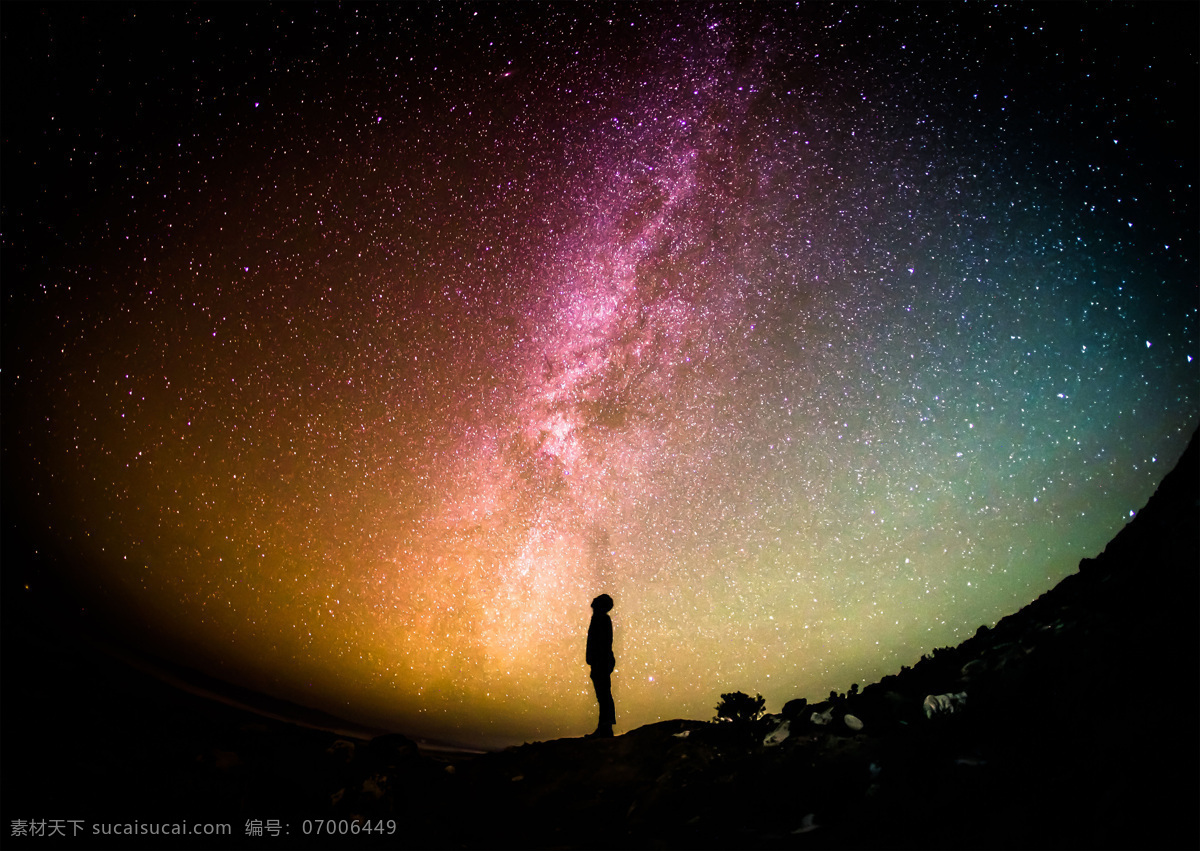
[587,613,614,669]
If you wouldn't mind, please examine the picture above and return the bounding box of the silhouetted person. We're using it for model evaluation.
[586,594,616,738]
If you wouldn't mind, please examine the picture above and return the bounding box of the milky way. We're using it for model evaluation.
[4,4,1196,747]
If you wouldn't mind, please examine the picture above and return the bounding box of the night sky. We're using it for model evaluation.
[3,3,1196,749]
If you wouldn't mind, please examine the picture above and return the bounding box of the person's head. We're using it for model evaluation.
[591,594,613,614]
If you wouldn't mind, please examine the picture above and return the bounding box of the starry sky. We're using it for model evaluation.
[3,3,1196,749]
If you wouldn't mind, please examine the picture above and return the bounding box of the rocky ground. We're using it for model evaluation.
[4,431,1196,849]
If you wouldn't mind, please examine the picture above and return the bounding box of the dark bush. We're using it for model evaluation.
[714,691,766,724]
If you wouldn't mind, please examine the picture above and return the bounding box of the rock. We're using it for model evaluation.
[923,692,968,719]
[763,719,790,746]
[782,697,809,719]
[792,813,820,834]
[327,739,356,763]
[362,775,386,800]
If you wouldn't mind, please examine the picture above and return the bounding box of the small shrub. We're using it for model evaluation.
[714,691,766,724]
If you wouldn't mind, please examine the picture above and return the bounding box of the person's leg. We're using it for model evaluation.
[590,667,614,736]
[600,673,615,727]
